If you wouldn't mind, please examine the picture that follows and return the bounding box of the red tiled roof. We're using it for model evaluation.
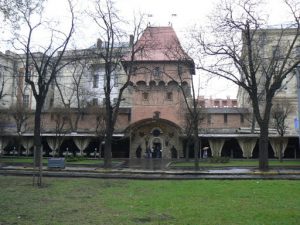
[130,26,193,62]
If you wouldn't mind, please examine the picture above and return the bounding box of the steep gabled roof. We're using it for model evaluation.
[129,26,194,63]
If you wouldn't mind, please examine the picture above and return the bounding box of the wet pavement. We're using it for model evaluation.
[119,159,171,171]
[1,159,300,179]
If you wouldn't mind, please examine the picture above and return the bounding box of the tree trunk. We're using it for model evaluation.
[17,136,22,156]
[104,134,112,168]
[258,123,269,171]
[33,104,43,186]
[279,139,283,163]
[193,129,199,170]
[104,110,113,168]
[251,113,256,133]
[185,138,191,162]
[104,100,114,168]
[98,138,103,159]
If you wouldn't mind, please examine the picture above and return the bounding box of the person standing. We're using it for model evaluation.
[136,145,142,158]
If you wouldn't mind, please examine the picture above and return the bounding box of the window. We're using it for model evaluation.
[240,114,244,124]
[258,32,267,47]
[214,101,220,108]
[297,71,300,88]
[153,111,160,119]
[92,98,98,106]
[199,101,205,108]
[93,74,99,88]
[295,45,300,57]
[272,45,282,59]
[166,92,173,101]
[152,129,161,137]
[232,100,237,107]
[26,68,33,79]
[142,92,149,100]
[153,67,161,76]
[178,65,183,76]
[23,95,29,108]
[113,74,118,87]
[224,114,228,124]
[50,98,54,108]
[132,66,138,75]
[207,114,211,124]
[80,112,85,120]
[63,116,68,122]
[113,98,118,104]
[51,81,55,89]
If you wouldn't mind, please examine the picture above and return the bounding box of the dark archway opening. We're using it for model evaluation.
[221,139,243,158]
[112,137,129,158]
[152,142,162,158]
[284,138,299,159]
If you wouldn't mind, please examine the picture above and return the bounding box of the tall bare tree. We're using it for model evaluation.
[4,0,75,185]
[193,0,300,170]
[161,35,202,167]
[88,0,145,168]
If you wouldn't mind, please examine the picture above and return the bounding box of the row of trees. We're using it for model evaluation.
[168,0,300,170]
[190,0,300,170]
[0,0,299,188]
[0,0,145,186]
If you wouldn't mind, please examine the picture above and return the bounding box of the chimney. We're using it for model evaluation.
[129,35,134,47]
[96,39,102,49]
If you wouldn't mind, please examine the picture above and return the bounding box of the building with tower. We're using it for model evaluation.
[0,26,299,159]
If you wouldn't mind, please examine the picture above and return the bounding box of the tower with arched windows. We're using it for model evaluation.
[123,26,195,158]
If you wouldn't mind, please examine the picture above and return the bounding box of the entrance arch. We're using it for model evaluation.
[124,118,182,159]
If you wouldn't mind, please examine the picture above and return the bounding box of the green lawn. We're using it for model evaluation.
[0,156,47,164]
[171,160,300,167]
[0,176,299,225]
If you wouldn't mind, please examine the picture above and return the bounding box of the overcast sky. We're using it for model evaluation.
[2,0,295,99]
[114,0,293,99]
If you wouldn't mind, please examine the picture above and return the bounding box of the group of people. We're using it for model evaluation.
[136,145,208,159]
[145,145,161,158]
[136,145,162,158]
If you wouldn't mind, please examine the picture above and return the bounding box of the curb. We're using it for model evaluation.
[1,168,300,180]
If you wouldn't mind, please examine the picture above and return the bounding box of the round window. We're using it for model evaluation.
[152,129,161,137]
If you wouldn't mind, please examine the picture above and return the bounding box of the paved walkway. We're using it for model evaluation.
[1,159,300,180]
[120,159,171,170]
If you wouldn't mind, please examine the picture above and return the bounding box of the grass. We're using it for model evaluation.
[0,176,299,225]
[171,159,300,168]
[0,156,47,164]
[0,156,122,165]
